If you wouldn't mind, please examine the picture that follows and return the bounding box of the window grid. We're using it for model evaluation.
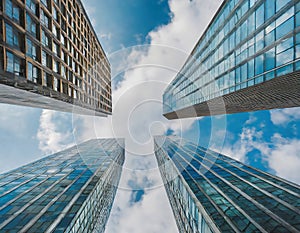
[164,0,300,114]
[0,139,125,233]
[0,0,112,114]
[155,136,300,233]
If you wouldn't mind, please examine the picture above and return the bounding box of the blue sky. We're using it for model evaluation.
[1,0,300,233]
[83,0,172,52]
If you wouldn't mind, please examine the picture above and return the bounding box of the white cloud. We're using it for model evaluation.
[221,127,268,163]
[37,110,74,155]
[270,107,300,126]
[83,0,221,232]
[221,119,300,184]
[37,0,223,232]
[75,0,223,154]
[245,114,257,125]
[106,186,177,233]
[105,152,177,233]
[267,134,300,184]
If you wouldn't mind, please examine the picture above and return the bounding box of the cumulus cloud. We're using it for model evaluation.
[106,186,177,233]
[37,110,74,155]
[74,0,223,155]
[222,119,300,184]
[245,114,257,125]
[81,0,221,232]
[270,107,300,126]
[221,127,268,163]
[267,134,300,184]
[37,0,223,232]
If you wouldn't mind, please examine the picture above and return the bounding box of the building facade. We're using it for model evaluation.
[0,138,124,232]
[154,136,300,232]
[0,0,112,116]
[164,0,300,119]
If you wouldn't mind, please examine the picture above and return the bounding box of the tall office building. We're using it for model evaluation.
[154,136,300,233]
[164,0,300,119]
[0,138,124,232]
[0,0,112,116]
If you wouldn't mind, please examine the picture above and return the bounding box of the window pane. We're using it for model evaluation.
[5,24,13,45]
[6,52,14,73]
[276,0,291,12]
[276,16,294,39]
[42,51,47,66]
[256,4,265,28]
[12,5,20,22]
[26,0,36,14]
[5,0,13,18]
[248,59,254,79]
[276,47,294,66]
[27,62,33,81]
[276,37,293,54]
[255,54,264,75]
[266,0,275,19]
[265,48,275,71]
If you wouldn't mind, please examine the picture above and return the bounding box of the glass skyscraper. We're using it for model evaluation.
[154,136,300,232]
[163,0,300,119]
[0,0,112,117]
[0,138,124,232]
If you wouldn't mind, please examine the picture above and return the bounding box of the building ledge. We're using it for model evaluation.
[164,70,300,119]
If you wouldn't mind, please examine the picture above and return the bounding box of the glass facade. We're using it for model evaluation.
[163,0,300,118]
[154,136,300,233]
[0,0,112,116]
[0,138,125,233]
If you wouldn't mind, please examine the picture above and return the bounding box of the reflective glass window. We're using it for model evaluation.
[43,72,53,88]
[26,14,38,38]
[41,10,50,29]
[26,0,37,15]
[296,12,300,27]
[6,51,14,73]
[241,63,248,82]
[54,60,60,74]
[5,0,20,23]
[53,77,59,91]
[41,0,50,10]
[276,15,294,39]
[235,67,241,84]
[42,30,51,49]
[248,12,255,35]
[255,31,264,52]
[296,45,300,59]
[276,47,294,66]
[6,51,22,76]
[276,0,291,12]
[255,54,264,75]
[248,59,255,79]
[26,38,38,60]
[265,30,275,46]
[5,23,21,50]
[27,62,38,82]
[277,37,293,54]
[42,50,47,67]
[5,23,13,45]
[266,0,275,19]
[53,7,58,21]
[256,3,265,28]
[276,63,293,76]
[265,48,275,71]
